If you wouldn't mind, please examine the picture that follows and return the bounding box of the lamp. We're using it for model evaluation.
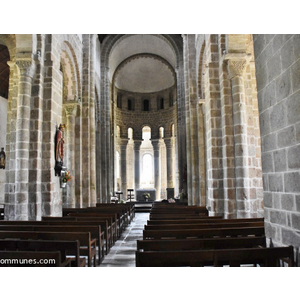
[0,148,6,169]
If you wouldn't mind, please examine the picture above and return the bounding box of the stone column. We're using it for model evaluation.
[89,34,97,207]
[63,103,77,208]
[119,138,128,198]
[151,139,161,200]
[164,137,174,188]
[134,140,142,191]
[14,58,35,220]
[225,53,251,218]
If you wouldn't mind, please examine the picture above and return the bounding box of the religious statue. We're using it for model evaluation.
[54,124,66,176]
[0,148,6,169]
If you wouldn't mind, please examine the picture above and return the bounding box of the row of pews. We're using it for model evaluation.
[135,202,294,267]
[0,203,134,267]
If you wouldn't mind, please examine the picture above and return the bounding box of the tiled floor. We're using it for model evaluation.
[99,212,149,267]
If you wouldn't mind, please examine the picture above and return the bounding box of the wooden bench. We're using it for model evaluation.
[144,221,265,231]
[150,206,208,215]
[0,224,103,265]
[0,250,69,267]
[147,217,264,225]
[149,213,213,220]
[136,246,294,267]
[137,236,267,252]
[143,226,265,240]
[64,209,119,239]
[0,239,85,267]
[38,217,112,255]
[0,231,96,267]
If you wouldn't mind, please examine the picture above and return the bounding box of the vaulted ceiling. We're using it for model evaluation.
[99,34,180,94]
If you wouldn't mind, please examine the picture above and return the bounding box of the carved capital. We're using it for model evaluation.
[224,53,251,79]
[64,103,77,116]
[227,59,247,79]
[16,59,35,78]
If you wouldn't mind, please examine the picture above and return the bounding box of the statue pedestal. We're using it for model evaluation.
[136,189,156,202]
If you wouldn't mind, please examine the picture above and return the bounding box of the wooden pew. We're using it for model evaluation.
[38,217,112,255]
[143,226,265,240]
[147,217,263,225]
[150,206,208,215]
[0,231,96,267]
[0,224,103,265]
[67,212,119,240]
[64,208,119,239]
[149,213,221,220]
[144,221,265,231]
[135,246,294,267]
[0,250,68,267]
[137,236,267,252]
[0,239,85,267]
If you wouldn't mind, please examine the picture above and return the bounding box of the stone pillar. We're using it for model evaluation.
[134,140,142,191]
[119,138,128,198]
[225,53,251,217]
[151,139,161,200]
[14,58,35,220]
[89,34,97,207]
[63,103,77,208]
[164,137,174,188]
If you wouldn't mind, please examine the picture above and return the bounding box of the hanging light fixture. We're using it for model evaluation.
[0,148,6,169]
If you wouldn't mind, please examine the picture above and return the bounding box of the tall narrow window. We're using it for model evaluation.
[160,98,164,109]
[128,99,132,110]
[117,94,122,108]
[143,99,149,111]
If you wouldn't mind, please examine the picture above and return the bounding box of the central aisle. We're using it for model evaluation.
[99,212,149,267]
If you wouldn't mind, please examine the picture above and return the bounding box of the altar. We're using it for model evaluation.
[136,189,156,201]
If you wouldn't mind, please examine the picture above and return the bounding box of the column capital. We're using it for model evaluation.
[64,102,78,116]
[224,53,251,79]
[133,140,143,150]
[151,139,161,151]
[163,137,173,148]
[16,58,35,78]
[119,138,129,147]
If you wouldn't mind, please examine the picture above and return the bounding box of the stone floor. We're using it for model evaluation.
[99,212,149,267]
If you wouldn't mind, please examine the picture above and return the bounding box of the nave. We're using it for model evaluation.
[100,212,149,267]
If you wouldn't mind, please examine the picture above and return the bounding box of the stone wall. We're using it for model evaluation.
[0,96,7,203]
[254,34,300,251]
[114,87,177,140]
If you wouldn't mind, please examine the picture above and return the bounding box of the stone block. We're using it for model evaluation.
[273,149,287,172]
[288,144,300,169]
[259,110,270,137]
[281,194,294,211]
[296,195,300,212]
[270,210,287,226]
[282,227,300,247]
[291,213,300,230]
[263,192,272,208]
[268,173,283,192]
[275,70,292,101]
[292,35,300,61]
[281,37,295,70]
[267,52,281,82]
[284,172,300,193]
[277,125,296,148]
[286,90,300,125]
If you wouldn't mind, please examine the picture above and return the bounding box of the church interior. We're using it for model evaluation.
[0,32,300,276]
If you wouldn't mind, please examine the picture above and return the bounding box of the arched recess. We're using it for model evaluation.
[60,41,81,208]
[99,34,183,202]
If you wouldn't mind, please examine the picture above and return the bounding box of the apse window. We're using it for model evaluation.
[143,99,149,111]
[159,98,164,109]
[128,99,132,111]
